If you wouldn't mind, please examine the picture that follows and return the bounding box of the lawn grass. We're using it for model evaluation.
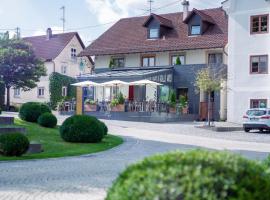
[0,119,123,161]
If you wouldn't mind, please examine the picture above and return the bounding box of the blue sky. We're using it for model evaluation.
[0,0,223,45]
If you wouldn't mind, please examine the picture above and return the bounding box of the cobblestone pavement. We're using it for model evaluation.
[1,113,270,200]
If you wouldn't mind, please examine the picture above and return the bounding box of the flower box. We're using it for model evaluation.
[111,104,125,112]
[84,104,97,112]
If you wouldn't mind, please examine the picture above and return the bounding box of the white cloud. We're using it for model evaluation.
[85,0,223,24]
[85,0,146,23]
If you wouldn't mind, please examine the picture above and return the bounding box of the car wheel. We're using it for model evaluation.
[244,128,250,132]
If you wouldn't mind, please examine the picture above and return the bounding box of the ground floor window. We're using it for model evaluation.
[62,86,67,97]
[250,99,267,108]
[37,87,45,98]
[14,88,20,97]
[171,55,185,65]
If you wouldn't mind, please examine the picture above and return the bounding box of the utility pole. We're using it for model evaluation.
[60,6,65,33]
[148,0,154,14]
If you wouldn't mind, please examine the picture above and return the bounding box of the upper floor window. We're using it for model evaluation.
[71,48,77,59]
[251,14,269,34]
[171,55,185,65]
[142,55,156,67]
[250,55,268,74]
[14,88,20,98]
[208,53,223,66]
[148,28,159,39]
[61,65,67,74]
[250,99,267,109]
[191,25,201,35]
[37,87,45,98]
[110,57,125,68]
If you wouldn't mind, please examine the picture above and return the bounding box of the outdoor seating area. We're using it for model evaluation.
[70,78,195,122]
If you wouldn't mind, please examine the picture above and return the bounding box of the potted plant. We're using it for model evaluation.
[84,99,97,112]
[179,95,188,114]
[169,90,177,113]
[111,92,125,112]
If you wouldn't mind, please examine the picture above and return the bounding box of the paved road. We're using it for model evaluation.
[1,113,270,200]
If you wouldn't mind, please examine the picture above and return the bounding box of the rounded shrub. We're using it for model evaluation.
[0,133,30,157]
[19,102,51,122]
[99,121,108,136]
[60,115,104,143]
[106,150,270,200]
[38,112,57,128]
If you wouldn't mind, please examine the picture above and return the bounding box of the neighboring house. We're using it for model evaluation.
[79,2,228,120]
[10,28,93,105]
[223,0,270,123]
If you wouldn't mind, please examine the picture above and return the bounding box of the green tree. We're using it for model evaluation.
[0,39,46,109]
[195,67,223,126]
[175,56,182,65]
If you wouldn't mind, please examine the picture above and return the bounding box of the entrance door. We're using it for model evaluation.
[129,85,134,101]
[177,88,188,100]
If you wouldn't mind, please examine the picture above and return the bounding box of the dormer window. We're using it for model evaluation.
[149,28,159,39]
[184,9,215,36]
[191,25,201,35]
[143,13,173,40]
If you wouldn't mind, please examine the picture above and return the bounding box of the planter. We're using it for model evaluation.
[169,107,176,113]
[84,104,97,112]
[111,104,125,112]
[182,107,188,114]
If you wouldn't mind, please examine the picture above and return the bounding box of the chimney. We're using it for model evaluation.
[182,0,189,21]
[46,28,52,40]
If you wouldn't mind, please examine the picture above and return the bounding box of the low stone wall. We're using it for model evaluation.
[85,111,199,123]
[0,117,14,125]
[0,127,26,135]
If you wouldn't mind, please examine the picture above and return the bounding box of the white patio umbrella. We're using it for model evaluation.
[129,79,162,101]
[101,80,129,100]
[129,79,162,86]
[71,81,100,87]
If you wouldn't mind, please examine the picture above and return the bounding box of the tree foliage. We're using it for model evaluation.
[49,72,76,109]
[0,38,46,108]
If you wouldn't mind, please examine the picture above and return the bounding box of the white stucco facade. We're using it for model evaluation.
[94,48,225,68]
[10,35,92,105]
[224,0,270,123]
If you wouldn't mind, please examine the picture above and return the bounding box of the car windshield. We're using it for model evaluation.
[246,110,267,116]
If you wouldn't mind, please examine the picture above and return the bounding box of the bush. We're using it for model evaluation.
[0,133,30,156]
[99,121,108,136]
[19,102,51,122]
[106,150,270,200]
[38,113,57,128]
[60,115,104,143]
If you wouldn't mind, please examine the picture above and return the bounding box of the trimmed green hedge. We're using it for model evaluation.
[0,133,30,156]
[60,115,105,143]
[106,150,270,200]
[38,113,57,128]
[19,102,51,122]
[0,83,4,109]
[49,72,76,109]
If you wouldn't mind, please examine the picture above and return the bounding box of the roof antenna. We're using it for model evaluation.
[148,0,154,14]
[60,6,65,33]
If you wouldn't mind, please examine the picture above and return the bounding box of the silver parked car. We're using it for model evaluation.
[243,108,270,132]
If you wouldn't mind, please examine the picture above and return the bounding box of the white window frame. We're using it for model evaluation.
[61,65,68,74]
[71,48,77,59]
[37,87,45,98]
[62,86,67,97]
[14,88,20,98]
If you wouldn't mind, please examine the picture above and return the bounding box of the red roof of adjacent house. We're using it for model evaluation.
[23,32,85,61]
[80,8,228,57]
